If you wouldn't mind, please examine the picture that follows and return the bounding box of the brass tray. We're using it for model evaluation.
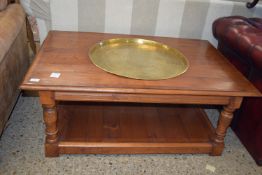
[89,38,189,80]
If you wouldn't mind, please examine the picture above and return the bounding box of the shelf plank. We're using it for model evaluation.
[59,142,212,154]
[56,102,215,154]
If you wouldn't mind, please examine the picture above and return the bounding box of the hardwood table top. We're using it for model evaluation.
[21,31,261,97]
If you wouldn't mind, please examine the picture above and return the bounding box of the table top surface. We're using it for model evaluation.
[21,31,261,97]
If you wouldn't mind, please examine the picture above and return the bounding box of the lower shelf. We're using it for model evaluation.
[54,102,215,155]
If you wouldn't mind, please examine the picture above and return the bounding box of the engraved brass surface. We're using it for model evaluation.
[89,38,189,80]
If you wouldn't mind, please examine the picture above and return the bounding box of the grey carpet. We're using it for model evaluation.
[0,96,261,175]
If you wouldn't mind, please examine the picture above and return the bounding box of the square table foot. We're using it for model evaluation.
[45,142,59,157]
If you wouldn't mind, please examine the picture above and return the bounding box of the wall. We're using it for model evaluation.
[20,0,262,46]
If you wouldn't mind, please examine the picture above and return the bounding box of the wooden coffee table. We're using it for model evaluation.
[20,31,261,157]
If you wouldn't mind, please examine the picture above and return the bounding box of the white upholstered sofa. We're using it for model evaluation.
[20,0,262,46]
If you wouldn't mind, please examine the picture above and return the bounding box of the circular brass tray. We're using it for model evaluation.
[89,38,189,80]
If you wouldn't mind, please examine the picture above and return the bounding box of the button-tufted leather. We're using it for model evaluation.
[213,16,262,71]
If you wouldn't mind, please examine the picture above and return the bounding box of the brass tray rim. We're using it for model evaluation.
[88,38,189,80]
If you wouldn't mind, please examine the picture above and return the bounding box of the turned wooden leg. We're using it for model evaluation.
[39,91,59,157]
[210,97,243,156]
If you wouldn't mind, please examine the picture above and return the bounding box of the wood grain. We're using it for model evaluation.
[20,31,261,98]
[57,102,214,154]
[54,92,231,105]
[19,31,261,157]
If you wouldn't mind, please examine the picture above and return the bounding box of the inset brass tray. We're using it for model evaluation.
[89,38,189,80]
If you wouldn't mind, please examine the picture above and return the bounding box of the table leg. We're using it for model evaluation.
[39,91,59,157]
[211,97,243,156]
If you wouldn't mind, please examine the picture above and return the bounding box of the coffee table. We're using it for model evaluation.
[20,31,261,157]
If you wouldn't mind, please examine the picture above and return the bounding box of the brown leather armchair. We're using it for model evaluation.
[213,16,262,165]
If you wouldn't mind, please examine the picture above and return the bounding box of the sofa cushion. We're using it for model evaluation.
[213,16,262,71]
[0,4,25,64]
[0,0,7,11]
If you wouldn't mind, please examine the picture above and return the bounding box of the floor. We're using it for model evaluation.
[0,96,261,175]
